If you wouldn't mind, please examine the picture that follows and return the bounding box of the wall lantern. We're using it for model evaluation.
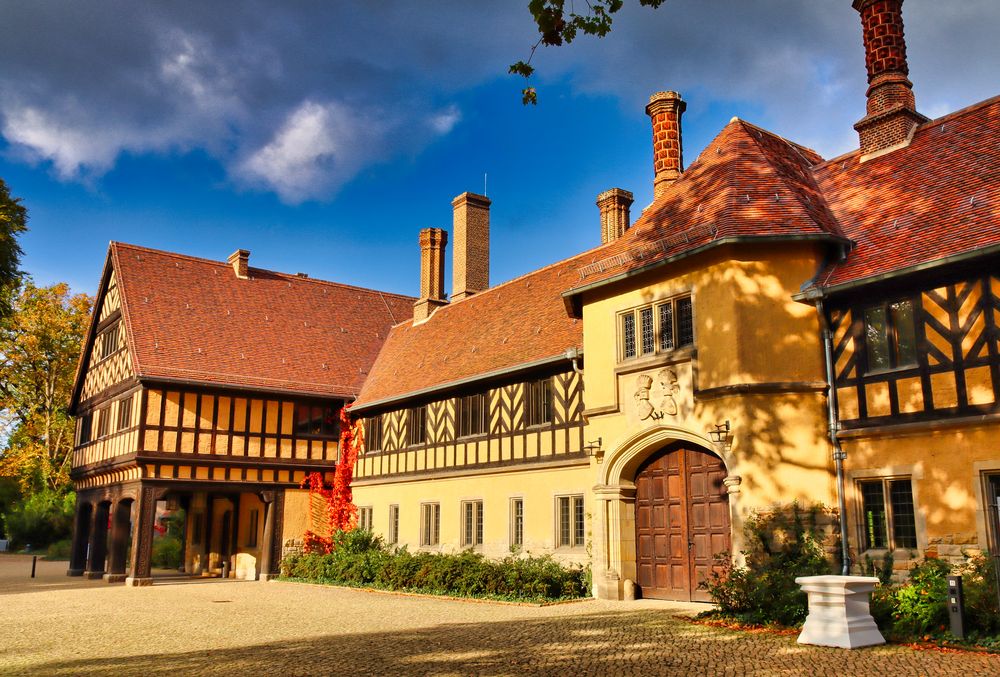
[583,437,603,456]
[709,420,731,444]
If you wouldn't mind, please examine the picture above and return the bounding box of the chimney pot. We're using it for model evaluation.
[451,192,490,302]
[227,249,249,279]
[413,228,448,322]
[852,0,927,156]
[597,188,634,244]
[646,91,686,198]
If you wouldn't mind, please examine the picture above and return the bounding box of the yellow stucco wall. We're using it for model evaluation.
[578,242,838,598]
[842,422,1000,563]
[352,462,592,564]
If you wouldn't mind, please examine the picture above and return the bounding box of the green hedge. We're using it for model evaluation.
[281,529,588,602]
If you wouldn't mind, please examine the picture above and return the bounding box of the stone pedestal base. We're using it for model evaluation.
[67,569,84,577]
[103,573,127,583]
[124,576,153,587]
[83,570,106,580]
[259,573,280,582]
[795,575,885,649]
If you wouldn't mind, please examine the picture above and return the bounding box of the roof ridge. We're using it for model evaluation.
[735,119,824,163]
[110,241,415,301]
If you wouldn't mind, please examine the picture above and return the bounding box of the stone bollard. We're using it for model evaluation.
[623,579,636,601]
[795,575,885,649]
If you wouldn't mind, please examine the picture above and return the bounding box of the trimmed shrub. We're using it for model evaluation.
[45,538,72,560]
[281,529,588,602]
[151,535,183,569]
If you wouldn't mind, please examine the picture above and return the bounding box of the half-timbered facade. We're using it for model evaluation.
[68,243,412,585]
[68,0,999,602]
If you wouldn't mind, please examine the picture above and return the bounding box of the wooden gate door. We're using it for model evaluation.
[635,444,730,601]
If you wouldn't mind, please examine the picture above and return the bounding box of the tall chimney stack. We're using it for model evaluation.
[228,249,249,279]
[413,228,448,322]
[646,91,686,199]
[852,0,927,156]
[597,188,634,244]
[451,192,490,302]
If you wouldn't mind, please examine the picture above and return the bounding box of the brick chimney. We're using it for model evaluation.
[852,0,927,156]
[227,249,249,279]
[646,91,686,199]
[413,228,448,322]
[597,188,634,244]
[451,192,490,302]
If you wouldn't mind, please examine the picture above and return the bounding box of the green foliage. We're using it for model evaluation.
[956,553,1000,637]
[45,538,72,560]
[512,0,667,104]
[0,177,28,318]
[0,281,93,494]
[702,503,833,627]
[0,488,75,549]
[863,550,895,586]
[281,529,588,602]
[151,535,182,569]
[889,558,950,637]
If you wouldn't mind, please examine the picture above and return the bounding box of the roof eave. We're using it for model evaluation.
[563,233,847,305]
[351,352,579,414]
[791,242,1000,302]
[138,375,356,401]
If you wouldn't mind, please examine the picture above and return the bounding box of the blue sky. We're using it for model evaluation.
[3,1,998,298]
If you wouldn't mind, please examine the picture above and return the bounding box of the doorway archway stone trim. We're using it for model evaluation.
[600,424,728,487]
[593,423,735,601]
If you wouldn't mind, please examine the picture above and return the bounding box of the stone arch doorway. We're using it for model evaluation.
[634,442,730,601]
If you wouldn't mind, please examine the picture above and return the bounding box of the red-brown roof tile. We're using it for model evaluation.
[109,242,413,399]
[565,119,845,293]
[813,95,1000,290]
[353,253,588,409]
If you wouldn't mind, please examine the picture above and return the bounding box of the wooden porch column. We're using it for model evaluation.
[125,486,157,587]
[104,499,132,583]
[67,499,92,576]
[258,490,279,581]
[84,502,110,579]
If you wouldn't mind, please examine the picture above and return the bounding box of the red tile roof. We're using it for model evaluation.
[105,242,413,399]
[353,253,587,409]
[565,119,845,294]
[813,95,1000,290]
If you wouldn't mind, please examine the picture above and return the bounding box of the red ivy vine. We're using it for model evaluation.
[300,406,364,553]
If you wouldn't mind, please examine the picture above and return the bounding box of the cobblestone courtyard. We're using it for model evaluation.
[2,555,998,676]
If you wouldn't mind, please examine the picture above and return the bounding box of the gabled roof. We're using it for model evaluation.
[72,242,414,407]
[353,252,587,410]
[812,95,1000,292]
[565,119,846,297]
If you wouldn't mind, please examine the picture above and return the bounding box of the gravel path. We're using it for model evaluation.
[1,554,996,676]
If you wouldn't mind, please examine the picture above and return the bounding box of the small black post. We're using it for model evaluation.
[31,555,37,578]
[948,575,966,639]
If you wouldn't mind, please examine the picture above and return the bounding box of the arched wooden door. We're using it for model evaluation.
[634,443,730,601]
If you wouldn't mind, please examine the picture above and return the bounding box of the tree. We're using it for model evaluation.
[0,178,28,318]
[0,282,93,494]
[512,0,667,104]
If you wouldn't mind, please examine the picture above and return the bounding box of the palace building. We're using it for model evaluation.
[68,0,999,600]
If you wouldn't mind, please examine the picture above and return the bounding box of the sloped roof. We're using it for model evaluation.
[353,253,587,409]
[565,119,846,295]
[86,242,414,400]
[812,95,1000,291]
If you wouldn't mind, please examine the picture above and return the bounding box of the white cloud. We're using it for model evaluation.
[2,106,121,179]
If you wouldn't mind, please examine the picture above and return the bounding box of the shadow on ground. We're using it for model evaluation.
[21,605,1000,677]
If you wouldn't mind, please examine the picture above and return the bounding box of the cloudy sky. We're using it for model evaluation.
[3,0,998,297]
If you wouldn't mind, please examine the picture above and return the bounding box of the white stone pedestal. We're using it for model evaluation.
[795,575,885,649]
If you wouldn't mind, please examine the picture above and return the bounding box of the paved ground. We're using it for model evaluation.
[1,554,997,676]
